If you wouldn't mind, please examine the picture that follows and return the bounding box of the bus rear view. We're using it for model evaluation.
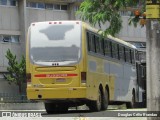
[26,21,86,113]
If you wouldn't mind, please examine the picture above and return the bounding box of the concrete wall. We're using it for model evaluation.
[26,8,69,27]
[0,6,19,31]
[76,15,146,42]
[0,6,21,72]
[118,16,146,42]
[0,78,19,94]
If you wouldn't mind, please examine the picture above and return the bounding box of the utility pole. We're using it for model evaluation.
[146,20,160,120]
[146,1,160,120]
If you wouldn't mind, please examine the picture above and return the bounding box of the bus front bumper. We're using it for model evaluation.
[27,87,86,100]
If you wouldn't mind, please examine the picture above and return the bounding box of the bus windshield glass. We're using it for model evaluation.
[29,22,81,66]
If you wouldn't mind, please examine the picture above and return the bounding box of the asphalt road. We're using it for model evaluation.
[0,104,151,120]
[41,105,148,120]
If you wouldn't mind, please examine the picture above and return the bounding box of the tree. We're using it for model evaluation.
[77,0,145,36]
[3,49,26,95]
[77,0,159,120]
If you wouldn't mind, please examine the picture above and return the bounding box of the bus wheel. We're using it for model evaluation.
[57,104,69,113]
[101,89,109,110]
[45,103,68,114]
[131,92,136,108]
[44,103,56,114]
[126,92,136,108]
[88,89,102,111]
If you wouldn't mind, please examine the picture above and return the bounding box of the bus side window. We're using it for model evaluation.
[87,32,91,51]
[112,42,119,59]
[95,35,101,54]
[131,50,135,64]
[125,48,131,63]
[119,45,125,61]
[135,50,139,61]
[100,38,105,55]
[90,33,96,52]
[104,40,111,57]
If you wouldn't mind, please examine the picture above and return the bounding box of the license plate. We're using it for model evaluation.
[56,78,66,82]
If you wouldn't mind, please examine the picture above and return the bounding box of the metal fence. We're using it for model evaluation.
[0,93,36,103]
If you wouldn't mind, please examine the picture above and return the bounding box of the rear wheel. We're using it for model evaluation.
[44,103,56,114]
[88,89,102,112]
[45,103,69,114]
[101,89,109,110]
[126,92,136,108]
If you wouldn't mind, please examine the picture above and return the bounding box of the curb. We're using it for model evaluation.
[0,102,45,110]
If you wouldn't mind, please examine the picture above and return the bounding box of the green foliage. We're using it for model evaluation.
[3,49,26,94]
[128,0,146,27]
[128,16,140,27]
[77,0,144,36]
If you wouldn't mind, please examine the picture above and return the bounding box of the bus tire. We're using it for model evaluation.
[57,104,69,113]
[44,103,56,114]
[126,91,136,108]
[45,103,68,114]
[88,89,102,112]
[101,89,109,110]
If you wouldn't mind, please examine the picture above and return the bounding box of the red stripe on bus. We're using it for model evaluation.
[34,74,78,78]
[34,74,46,77]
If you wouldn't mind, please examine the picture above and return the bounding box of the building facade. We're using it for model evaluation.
[0,0,80,94]
[0,0,146,94]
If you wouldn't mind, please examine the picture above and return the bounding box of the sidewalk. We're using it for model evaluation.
[0,102,44,110]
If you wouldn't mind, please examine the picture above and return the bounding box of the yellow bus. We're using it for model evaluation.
[26,21,139,113]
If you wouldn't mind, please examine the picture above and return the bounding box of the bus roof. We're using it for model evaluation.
[82,22,137,49]
[30,20,136,49]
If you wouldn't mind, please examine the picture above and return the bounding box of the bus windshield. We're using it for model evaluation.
[29,22,82,66]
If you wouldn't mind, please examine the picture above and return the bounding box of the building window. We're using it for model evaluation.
[3,35,11,42]
[37,2,45,9]
[9,0,16,6]
[0,0,7,5]
[61,5,68,10]
[0,35,19,43]
[45,3,53,10]
[26,2,29,7]
[30,2,36,8]
[11,36,19,43]
[26,2,68,11]
[74,6,79,11]
[0,35,3,42]
[54,4,60,10]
